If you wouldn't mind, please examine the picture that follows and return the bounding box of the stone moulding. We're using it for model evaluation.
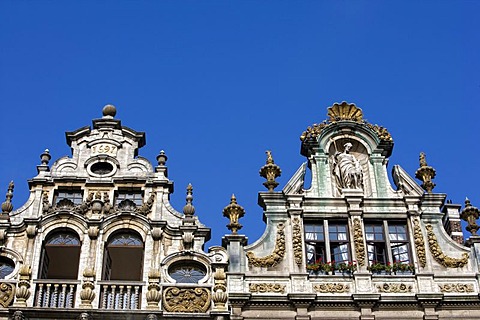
[313,283,350,294]
[249,283,286,294]
[425,224,469,268]
[292,218,303,266]
[413,219,427,268]
[439,283,474,293]
[162,287,211,313]
[353,218,365,266]
[246,223,285,268]
[377,283,412,293]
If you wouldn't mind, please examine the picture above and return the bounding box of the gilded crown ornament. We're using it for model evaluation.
[1,181,14,215]
[223,194,245,234]
[415,152,436,193]
[461,198,479,236]
[259,150,281,192]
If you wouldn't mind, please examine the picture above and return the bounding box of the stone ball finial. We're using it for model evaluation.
[102,104,117,118]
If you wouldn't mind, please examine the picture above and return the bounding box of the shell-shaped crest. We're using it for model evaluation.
[327,102,363,123]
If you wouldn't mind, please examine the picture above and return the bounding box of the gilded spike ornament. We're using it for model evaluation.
[223,194,245,234]
[259,150,281,192]
[461,198,479,236]
[1,181,14,215]
[415,152,436,193]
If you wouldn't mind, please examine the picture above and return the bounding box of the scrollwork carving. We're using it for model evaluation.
[439,283,474,293]
[377,283,412,293]
[313,283,350,293]
[0,282,14,307]
[163,287,210,313]
[413,219,426,268]
[353,218,365,266]
[246,223,285,268]
[292,218,302,266]
[425,224,469,268]
[249,283,285,294]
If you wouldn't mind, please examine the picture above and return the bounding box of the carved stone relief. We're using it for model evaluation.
[249,283,286,294]
[292,218,303,266]
[162,287,210,313]
[413,219,426,268]
[439,283,474,293]
[313,283,350,294]
[376,283,412,293]
[353,218,365,266]
[425,224,469,268]
[246,223,285,268]
[0,282,14,307]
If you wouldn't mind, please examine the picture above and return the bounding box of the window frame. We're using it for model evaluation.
[115,190,144,206]
[305,220,351,265]
[54,189,83,205]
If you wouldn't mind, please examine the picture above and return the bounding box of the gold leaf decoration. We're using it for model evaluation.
[163,287,210,313]
[0,283,14,308]
[377,283,412,293]
[313,283,350,294]
[292,218,303,266]
[353,218,365,266]
[413,219,426,268]
[439,283,474,293]
[327,102,363,123]
[425,224,469,268]
[246,223,285,268]
[249,283,286,294]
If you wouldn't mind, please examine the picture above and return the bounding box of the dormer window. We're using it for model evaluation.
[55,189,83,205]
[115,190,143,206]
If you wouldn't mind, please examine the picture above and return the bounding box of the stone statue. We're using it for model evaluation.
[145,314,158,320]
[333,142,363,190]
[11,311,25,320]
[78,312,91,320]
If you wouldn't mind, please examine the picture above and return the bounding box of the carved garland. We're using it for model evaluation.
[163,287,211,313]
[413,219,427,268]
[246,223,285,268]
[313,283,350,294]
[353,219,365,266]
[425,224,469,268]
[439,283,474,293]
[377,283,412,293]
[292,218,303,266]
[249,283,286,294]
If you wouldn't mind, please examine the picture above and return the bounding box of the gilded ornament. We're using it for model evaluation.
[415,152,436,193]
[425,224,469,268]
[259,151,282,192]
[313,283,350,294]
[14,265,31,307]
[353,219,365,266]
[162,287,210,313]
[460,198,479,236]
[377,283,412,293]
[246,223,285,268]
[146,268,161,309]
[0,282,14,307]
[292,218,303,266]
[438,283,474,293]
[413,219,426,268]
[249,283,286,294]
[223,194,245,234]
[327,102,363,123]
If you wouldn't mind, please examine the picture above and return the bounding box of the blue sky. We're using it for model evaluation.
[0,1,479,246]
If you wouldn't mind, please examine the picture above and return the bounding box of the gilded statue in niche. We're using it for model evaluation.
[331,141,363,191]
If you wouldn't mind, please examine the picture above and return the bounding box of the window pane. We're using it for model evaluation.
[305,224,324,241]
[116,191,143,206]
[331,243,349,263]
[56,190,83,205]
[329,224,348,241]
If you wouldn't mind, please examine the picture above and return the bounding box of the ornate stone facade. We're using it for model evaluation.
[1,102,480,320]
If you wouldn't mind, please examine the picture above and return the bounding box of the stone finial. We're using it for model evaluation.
[40,149,51,165]
[415,152,436,193]
[102,104,117,118]
[183,184,195,217]
[461,198,479,236]
[259,150,282,192]
[156,150,168,166]
[1,181,14,214]
[222,194,245,234]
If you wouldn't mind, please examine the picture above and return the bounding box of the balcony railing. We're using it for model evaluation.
[99,281,143,310]
[34,280,79,308]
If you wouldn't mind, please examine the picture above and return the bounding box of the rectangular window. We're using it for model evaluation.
[55,190,83,205]
[305,221,350,265]
[115,190,143,206]
[365,221,411,266]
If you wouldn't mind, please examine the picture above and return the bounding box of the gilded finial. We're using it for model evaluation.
[461,198,479,236]
[415,152,436,193]
[1,181,14,214]
[222,194,245,234]
[183,184,195,217]
[259,150,281,192]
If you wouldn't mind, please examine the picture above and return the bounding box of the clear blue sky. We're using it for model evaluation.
[1,1,479,246]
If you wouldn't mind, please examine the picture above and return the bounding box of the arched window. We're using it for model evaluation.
[39,230,81,279]
[169,261,206,283]
[102,231,144,281]
[0,257,15,279]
